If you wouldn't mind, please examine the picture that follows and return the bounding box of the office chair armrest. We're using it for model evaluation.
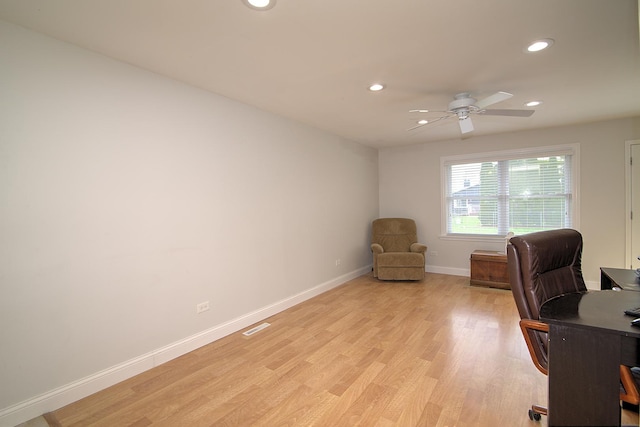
[620,365,640,404]
[519,319,549,376]
[371,243,384,254]
[519,320,640,404]
[520,319,548,333]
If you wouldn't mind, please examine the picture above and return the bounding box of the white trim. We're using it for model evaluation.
[440,161,449,238]
[441,143,578,166]
[0,265,372,427]
[426,264,469,277]
[573,143,581,231]
[625,140,640,268]
[438,234,504,243]
[425,266,599,290]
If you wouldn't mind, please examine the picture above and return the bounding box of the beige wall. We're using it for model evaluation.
[2,14,640,426]
[0,20,379,423]
[379,117,640,286]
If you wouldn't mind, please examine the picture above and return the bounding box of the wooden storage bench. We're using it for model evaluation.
[470,250,510,290]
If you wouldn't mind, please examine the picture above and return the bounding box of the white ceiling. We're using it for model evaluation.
[1,0,639,148]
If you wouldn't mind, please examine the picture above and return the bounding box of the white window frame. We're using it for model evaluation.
[440,143,580,241]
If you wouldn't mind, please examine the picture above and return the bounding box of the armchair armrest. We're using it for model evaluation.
[371,243,384,254]
[410,243,427,254]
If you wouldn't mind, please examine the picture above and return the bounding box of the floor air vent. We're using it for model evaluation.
[242,322,271,336]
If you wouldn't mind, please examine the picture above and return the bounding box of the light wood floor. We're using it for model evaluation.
[45,272,639,426]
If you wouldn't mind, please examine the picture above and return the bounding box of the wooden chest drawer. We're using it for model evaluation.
[470,250,510,290]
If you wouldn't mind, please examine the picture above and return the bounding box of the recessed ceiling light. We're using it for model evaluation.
[527,38,554,52]
[417,119,429,125]
[369,83,385,92]
[242,0,276,11]
[525,101,542,107]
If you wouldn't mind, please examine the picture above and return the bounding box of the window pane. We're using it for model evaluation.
[448,163,482,233]
[508,156,569,234]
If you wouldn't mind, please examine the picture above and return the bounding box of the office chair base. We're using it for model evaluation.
[529,405,547,421]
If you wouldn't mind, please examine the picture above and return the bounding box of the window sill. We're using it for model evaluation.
[439,234,507,244]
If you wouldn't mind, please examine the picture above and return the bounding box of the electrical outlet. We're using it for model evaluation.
[196,301,210,314]
[430,251,439,257]
[335,259,341,266]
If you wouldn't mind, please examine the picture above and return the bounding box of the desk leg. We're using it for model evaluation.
[548,324,621,426]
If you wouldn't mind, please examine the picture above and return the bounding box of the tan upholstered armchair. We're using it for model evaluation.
[371,218,427,280]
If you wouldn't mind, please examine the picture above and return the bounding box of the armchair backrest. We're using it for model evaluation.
[371,218,418,252]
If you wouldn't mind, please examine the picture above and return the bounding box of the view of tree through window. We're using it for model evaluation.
[444,149,575,236]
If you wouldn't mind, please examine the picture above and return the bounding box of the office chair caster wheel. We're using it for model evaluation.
[528,409,541,421]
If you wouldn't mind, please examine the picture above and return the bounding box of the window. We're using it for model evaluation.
[441,144,579,237]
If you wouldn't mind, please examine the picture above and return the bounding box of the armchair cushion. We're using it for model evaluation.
[377,252,424,268]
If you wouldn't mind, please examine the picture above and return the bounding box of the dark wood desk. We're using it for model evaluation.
[601,267,640,291]
[540,290,640,426]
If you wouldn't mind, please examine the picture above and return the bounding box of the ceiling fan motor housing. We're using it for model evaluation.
[448,93,478,119]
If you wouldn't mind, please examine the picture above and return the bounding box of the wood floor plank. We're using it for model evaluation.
[47,272,640,426]
[381,357,436,424]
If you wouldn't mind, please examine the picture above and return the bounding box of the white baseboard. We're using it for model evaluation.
[425,265,602,290]
[0,265,372,427]
[425,264,604,292]
[426,264,469,277]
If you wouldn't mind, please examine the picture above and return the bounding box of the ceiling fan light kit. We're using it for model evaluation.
[459,117,474,134]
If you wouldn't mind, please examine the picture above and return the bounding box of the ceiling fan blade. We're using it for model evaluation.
[406,114,452,131]
[480,109,535,117]
[474,91,513,109]
[407,122,429,131]
[459,116,474,134]
[408,109,449,114]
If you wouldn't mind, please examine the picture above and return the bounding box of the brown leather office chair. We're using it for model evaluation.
[507,228,640,421]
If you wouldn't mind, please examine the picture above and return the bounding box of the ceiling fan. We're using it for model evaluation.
[408,91,535,134]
